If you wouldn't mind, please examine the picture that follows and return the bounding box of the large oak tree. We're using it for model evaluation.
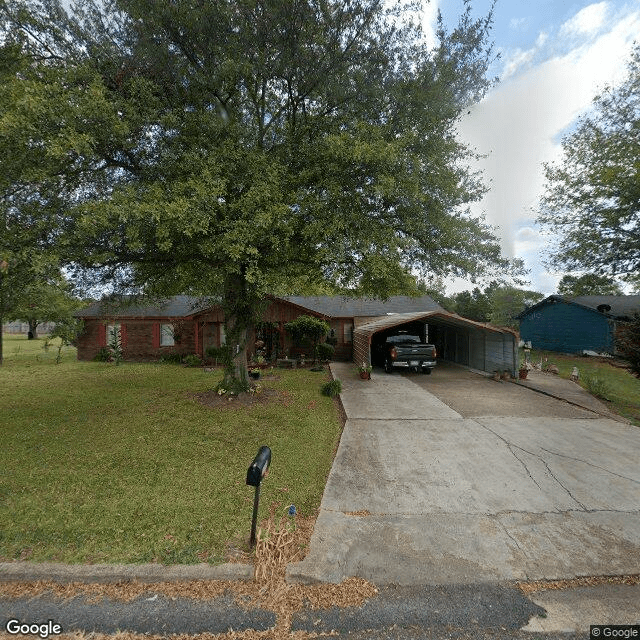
[2,0,516,388]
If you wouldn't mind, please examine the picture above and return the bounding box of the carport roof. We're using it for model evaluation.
[356,310,517,336]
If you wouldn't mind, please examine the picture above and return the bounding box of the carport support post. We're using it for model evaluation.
[250,483,260,547]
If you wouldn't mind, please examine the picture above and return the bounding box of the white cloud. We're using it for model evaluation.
[514,226,546,255]
[501,47,536,79]
[510,17,528,30]
[560,1,609,38]
[421,0,440,51]
[457,4,640,269]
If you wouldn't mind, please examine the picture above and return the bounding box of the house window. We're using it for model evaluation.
[160,323,175,347]
[106,323,121,344]
[344,322,354,343]
[219,324,226,345]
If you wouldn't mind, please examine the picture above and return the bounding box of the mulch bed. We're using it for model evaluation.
[193,379,283,410]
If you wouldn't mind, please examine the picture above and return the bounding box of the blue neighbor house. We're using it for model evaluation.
[518,295,640,355]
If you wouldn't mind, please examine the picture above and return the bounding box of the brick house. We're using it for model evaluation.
[74,294,445,362]
[74,293,518,375]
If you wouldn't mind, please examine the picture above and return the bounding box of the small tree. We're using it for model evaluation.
[49,318,84,364]
[617,313,640,378]
[284,315,330,363]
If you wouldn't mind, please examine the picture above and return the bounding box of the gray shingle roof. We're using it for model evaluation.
[518,295,640,320]
[75,294,444,320]
[571,295,640,319]
[75,295,216,318]
[284,295,444,317]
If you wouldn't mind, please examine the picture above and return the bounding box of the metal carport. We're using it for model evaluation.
[353,311,518,376]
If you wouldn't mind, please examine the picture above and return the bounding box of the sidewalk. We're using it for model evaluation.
[516,369,628,422]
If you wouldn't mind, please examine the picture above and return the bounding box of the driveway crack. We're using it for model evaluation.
[475,421,588,511]
[539,448,640,486]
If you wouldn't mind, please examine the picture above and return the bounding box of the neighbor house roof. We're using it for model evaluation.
[570,295,640,318]
[283,295,444,317]
[518,295,640,320]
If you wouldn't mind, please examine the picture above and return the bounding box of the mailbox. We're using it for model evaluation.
[246,446,271,487]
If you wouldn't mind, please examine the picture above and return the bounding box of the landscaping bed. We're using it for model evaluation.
[0,336,343,564]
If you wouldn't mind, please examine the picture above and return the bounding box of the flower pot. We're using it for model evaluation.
[518,369,528,380]
[250,371,261,380]
[359,371,371,380]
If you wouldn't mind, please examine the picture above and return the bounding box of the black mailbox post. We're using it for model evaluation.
[246,446,271,546]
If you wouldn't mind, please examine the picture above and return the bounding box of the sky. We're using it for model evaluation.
[425,0,640,295]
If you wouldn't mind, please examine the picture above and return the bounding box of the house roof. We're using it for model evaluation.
[570,295,640,318]
[283,295,444,317]
[75,295,216,319]
[75,294,445,320]
[518,294,640,320]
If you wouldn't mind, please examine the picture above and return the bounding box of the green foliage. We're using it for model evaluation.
[557,273,624,297]
[452,287,492,322]
[285,315,330,361]
[108,327,123,366]
[489,286,544,328]
[321,379,342,398]
[453,282,543,328]
[316,342,335,362]
[49,317,84,364]
[160,352,183,364]
[94,347,112,362]
[581,375,613,401]
[616,313,640,378]
[538,44,640,285]
[1,0,519,386]
[205,345,231,365]
[182,354,202,367]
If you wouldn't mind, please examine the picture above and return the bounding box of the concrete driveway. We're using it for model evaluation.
[288,362,640,585]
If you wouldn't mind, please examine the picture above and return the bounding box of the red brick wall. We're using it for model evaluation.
[76,319,197,361]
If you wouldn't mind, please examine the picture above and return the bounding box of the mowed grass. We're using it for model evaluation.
[0,335,343,564]
[528,348,640,426]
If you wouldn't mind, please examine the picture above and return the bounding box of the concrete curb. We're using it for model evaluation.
[0,561,253,583]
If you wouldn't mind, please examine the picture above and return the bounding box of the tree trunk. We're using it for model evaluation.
[0,314,3,365]
[219,270,264,394]
[28,318,38,339]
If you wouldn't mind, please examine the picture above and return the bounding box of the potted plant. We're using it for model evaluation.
[250,367,261,380]
[518,365,528,380]
[358,363,372,380]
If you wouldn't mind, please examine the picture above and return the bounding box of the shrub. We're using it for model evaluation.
[94,347,112,362]
[316,342,335,361]
[205,345,231,366]
[616,313,640,378]
[182,354,202,367]
[160,352,183,364]
[321,379,342,398]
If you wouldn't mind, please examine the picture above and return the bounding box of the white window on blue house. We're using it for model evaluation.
[160,323,175,346]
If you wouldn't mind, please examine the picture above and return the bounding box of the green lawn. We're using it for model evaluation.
[526,348,640,427]
[0,335,343,564]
